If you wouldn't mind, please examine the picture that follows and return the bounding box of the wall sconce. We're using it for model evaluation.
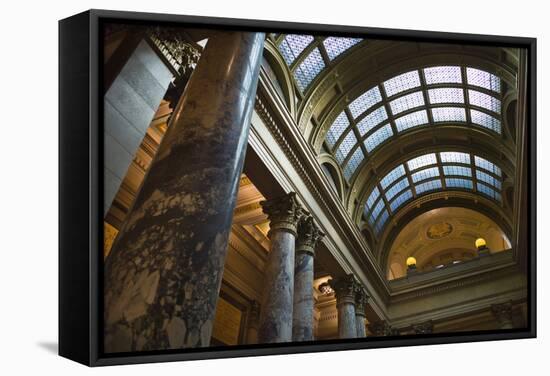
[475,237,490,257]
[406,256,417,275]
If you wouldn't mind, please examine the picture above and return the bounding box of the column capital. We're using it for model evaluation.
[354,286,369,317]
[412,320,434,334]
[296,215,325,256]
[368,320,393,336]
[491,301,514,327]
[261,192,304,237]
[329,274,359,307]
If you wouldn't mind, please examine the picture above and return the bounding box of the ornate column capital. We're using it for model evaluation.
[329,274,359,307]
[354,286,369,317]
[296,215,325,256]
[491,301,514,327]
[412,320,434,334]
[261,192,304,237]
[368,320,393,336]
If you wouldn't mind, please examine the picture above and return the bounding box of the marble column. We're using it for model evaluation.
[354,286,369,338]
[329,274,358,339]
[491,302,514,329]
[103,31,265,352]
[258,192,304,343]
[292,216,324,342]
[246,301,261,344]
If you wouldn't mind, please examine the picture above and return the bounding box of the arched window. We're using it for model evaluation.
[324,66,503,182]
[363,151,503,235]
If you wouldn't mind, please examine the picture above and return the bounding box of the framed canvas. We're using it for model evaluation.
[59,9,537,366]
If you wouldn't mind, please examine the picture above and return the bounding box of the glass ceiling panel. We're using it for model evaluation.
[466,67,501,93]
[343,148,364,181]
[411,167,439,183]
[362,151,503,236]
[443,165,471,177]
[390,189,413,212]
[335,130,357,163]
[477,182,501,201]
[428,88,465,104]
[326,112,350,148]
[470,109,501,133]
[374,209,390,234]
[407,153,437,170]
[385,177,409,202]
[431,107,467,123]
[349,87,383,119]
[323,37,362,60]
[364,124,393,152]
[415,179,443,194]
[380,165,406,189]
[423,66,462,84]
[383,70,421,97]
[395,109,429,132]
[389,91,425,115]
[476,170,502,189]
[370,198,385,223]
[440,152,470,164]
[474,156,502,176]
[357,106,388,136]
[293,48,325,92]
[468,90,501,113]
[279,35,314,65]
[366,186,380,211]
[445,178,473,189]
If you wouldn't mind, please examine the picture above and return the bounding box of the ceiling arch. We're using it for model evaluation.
[360,150,505,238]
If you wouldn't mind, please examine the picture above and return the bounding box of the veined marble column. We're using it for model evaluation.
[491,302,514,329]
[292,216,324,342]
[103,31,265,352]
[354,286,369,338]
[329,274,358,339]
[258,192,303,343]
[246,301,261,344]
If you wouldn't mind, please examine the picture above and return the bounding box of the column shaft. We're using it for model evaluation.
[330,275,358,339]
[103,31,265,352]
[258,193,303,343]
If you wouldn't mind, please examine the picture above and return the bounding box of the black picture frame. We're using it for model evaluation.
[59,8,537,367]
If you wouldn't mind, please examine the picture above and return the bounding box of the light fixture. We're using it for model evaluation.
[406,256,417,267]
[475,237,490,257]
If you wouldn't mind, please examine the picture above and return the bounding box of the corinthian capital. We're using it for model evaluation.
[329,274,359,306]
[412,320,433,334]
[354,286,369,316]
[296,215,325,256]
[367,320,393,336]
[260,192,304,237]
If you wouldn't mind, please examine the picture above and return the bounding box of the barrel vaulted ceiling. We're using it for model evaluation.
[266,33,520,266]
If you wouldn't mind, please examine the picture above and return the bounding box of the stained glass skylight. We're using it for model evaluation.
[466,67,501,92]
[390,91,425,115]
[323,37,362,60]
[431,107,467,123]
[357,106,388,136]
[383,71,421,97]
[279,35,314,65]
[395,110,429,132]
[423,66,462,84]
[364,124,393,152]
[343,148,365,181]
[349,87,382,119]
[335,130,357,163]
[362,151,503,236]
[325,111,349,147]
[322,65,504,188]
[293,48,325,91]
